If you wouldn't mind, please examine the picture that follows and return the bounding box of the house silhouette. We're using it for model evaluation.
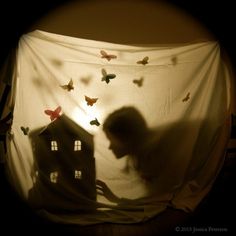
[28,114,97,212]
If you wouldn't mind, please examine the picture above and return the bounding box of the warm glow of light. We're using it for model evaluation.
[71,106,102,134]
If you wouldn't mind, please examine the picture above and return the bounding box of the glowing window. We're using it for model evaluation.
[74,140,82,151]
[50,171,58,183]
[75,170,82,179]
[51,141,58,151]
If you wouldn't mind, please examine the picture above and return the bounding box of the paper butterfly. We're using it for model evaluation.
[90,118,100,126]
[101,69,116,84]
[100,50,117,61]
[137,56,149,65]
[85,95,98,106]
[44,106,62,121]
[182,92,190,102]
[60,79,74,91]
[133,77,144,87]
[21,126,29,135]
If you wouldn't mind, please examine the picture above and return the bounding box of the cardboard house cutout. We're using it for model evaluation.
[29,114,96,212]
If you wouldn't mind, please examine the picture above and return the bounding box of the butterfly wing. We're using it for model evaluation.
[21,126,29,135]
[108,55,117,60]
[106,54,117,61]
[182,93,190,102]
[68,79,74,91]
[101,50,117,61]
[100,50,107,57]
[60,79,74,91]
[101,50,111,61]
[54,106,62,114]
[143,56,149,63]
[53,106,62,119]
[141,56,149,65]
[44,109,53,116]
[104,74,116,84]
[44,109,55,121]
[90,118,100,126]
[107,74,116,79]
[137,56,149,65]
[101,68,107,76]
[20,127,25,135]
[101,69,108,82]
[133,77,143,87]
[60,85,69,90]
[45,106,61,121]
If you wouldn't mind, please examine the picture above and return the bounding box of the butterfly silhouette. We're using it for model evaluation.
[133,77,144,87]
[182,92,190,102]
[51,58,63,66]
[60,79,74,91]
[171,56,178,65]
[101,69,116,84]
[85,95,98,106]
[100,50,117,61]
[90,118,100,126]
[80,76,92,85]
[137,56,149,65]
[21,126,29,135]
[44,106,62,121]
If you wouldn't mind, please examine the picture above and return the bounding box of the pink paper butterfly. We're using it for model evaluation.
[44,106,62,121]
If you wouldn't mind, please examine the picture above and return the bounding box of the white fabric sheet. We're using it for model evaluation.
[5,30,231,224]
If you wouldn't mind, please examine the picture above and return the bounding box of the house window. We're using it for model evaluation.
[74,140,81,151]
[51,141,58,151]
[50,171,58,183]
[75,170,82,179]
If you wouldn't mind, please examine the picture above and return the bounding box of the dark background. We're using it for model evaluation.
[0,0,235,235]
[0,0,236,66]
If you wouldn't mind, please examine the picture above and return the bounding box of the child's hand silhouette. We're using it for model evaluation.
[96,179,121,203]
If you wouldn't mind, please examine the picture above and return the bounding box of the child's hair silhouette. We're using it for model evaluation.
[103,106,148,147]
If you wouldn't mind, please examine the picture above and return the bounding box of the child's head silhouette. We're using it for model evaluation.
[103,106,148,158]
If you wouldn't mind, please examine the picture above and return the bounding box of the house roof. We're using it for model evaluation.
[38,114,93,143]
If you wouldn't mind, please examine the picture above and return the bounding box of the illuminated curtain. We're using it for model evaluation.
[5,30,231,224]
